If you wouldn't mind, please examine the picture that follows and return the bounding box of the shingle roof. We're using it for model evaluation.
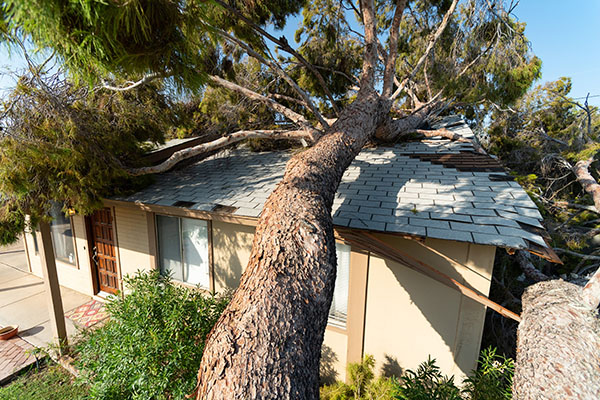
[114,117,555,257]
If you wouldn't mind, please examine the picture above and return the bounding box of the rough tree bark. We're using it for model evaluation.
[195,90,387,399]
[513,267,600,399]
[573,156,600,212]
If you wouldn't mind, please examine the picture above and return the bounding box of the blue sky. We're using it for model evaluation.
[1,1,599,105]
[514,0,600,105]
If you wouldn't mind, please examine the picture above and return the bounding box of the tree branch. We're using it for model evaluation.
[516,250,550,282]
[414,128,485,153]
[208,75,317,133]
[128,129,314,176]
[553,247,600,261]
[382,0,407,98]
[359,0,378,90]
[267,93,310,108]
[100,72,166,92]
[582,266,600,310]
[390,0,459,100]
[213,28,330,130]
[573,157,600,212]
[212,0,340,116]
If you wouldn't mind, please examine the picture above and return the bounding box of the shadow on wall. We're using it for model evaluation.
[378,236,480,376]
[212,222,256,291]
[320,344,339,385]
[381,354,403,378]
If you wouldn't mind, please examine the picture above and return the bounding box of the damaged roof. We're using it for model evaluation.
[114,116,557,260]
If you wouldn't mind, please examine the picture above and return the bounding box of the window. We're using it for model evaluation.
[329,243,350,327]
[49,203,76,265]
[156,215,210,288]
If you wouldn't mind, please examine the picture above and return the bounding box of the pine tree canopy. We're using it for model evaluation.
[0,0,541,244]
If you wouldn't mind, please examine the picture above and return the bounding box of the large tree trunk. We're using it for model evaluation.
[195,90,386,399]
[513,273,600,399]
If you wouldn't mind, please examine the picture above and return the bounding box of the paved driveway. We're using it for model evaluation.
[0,239,91,349]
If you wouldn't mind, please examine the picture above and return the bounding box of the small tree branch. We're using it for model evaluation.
[128,129,314,176]
[208,75,316,132]
[423,56,433,101]
[382,0,407,98]
[553,248,600,261]
[530,192,600,215]
[213,28,330,130]
[212,0,340,116]
[100,72,166,92]
[267,93,310,108]
[391,0,459,100]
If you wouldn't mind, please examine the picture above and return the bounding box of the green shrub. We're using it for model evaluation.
[396,358,462,400]
[320,355,399,400]
[76,270,229,400]
[462,347,514,400]
[320,349,514,400]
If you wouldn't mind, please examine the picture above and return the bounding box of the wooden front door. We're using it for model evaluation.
[90,208,119,294]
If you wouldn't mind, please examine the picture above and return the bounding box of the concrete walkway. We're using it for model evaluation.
[0,239,91,382]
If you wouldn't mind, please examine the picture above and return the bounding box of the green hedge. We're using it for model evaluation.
[76,270,229,400]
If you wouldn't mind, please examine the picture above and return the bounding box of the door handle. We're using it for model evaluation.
[92,246,98,264]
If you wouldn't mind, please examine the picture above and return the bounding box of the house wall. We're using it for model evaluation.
[211,221,255,293]
[24,214,95,296]
[363,235,495,381]
[23,202,496,384]
[113,206,153,281]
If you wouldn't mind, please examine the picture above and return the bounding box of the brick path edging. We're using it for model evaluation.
[0,335,37,384]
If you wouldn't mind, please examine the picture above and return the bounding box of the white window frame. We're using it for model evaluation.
[155,214,211,289]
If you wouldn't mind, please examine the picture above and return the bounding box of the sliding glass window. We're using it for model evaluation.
[156,215,210,289]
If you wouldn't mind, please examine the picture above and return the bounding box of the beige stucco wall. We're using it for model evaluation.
[322,328,349,383]
[363,235,495,381]
[23,205,496,384]
[24,215,95,296]
[211,221,255,293]
[113,206,153,280]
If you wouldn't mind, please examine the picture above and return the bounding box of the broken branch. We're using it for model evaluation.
[128,129,315,176]
[516,250,550,282]
[573,156,600,212]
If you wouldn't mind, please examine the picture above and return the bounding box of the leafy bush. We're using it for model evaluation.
[320,355,399,400]
[76,270,228,400]
[462,348,514,400]
[396,358,462,400]
[320,349,514,400]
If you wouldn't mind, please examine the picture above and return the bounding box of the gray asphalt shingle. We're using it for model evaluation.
[114,118,549,251]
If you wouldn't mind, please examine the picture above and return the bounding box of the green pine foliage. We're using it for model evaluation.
[1,0,211,91]
[75,270,229,400]
[0,74,175,244]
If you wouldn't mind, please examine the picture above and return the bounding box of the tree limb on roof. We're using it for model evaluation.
[128,129,315,176]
